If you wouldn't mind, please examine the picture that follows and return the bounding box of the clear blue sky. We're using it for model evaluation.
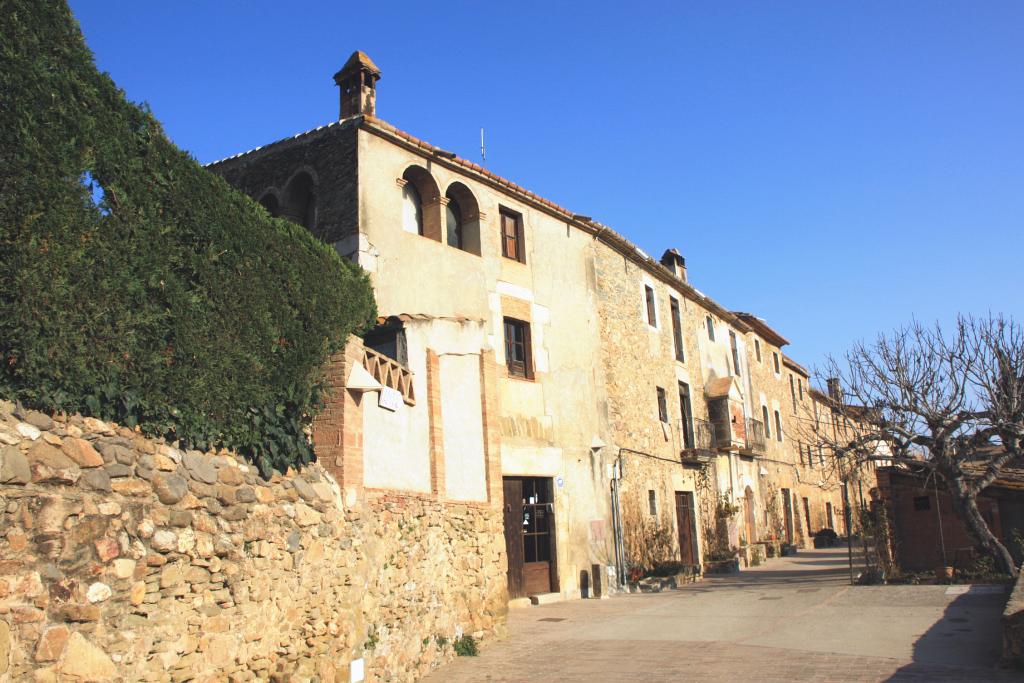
[68,1,1023,373]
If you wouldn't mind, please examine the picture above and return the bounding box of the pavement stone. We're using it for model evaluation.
[422,548,1017,682]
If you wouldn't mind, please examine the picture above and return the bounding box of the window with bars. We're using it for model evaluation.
[500,208,525,263]
[503,317,533,379]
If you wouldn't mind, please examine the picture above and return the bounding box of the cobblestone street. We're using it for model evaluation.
[423,548,1016,682]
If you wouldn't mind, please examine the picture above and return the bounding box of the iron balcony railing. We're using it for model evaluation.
[681,418,717,465]
[744,418,767,455]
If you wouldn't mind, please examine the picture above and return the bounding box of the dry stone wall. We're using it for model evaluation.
[0,402,506,682]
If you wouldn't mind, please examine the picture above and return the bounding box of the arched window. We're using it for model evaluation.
[445,198,463,248]
[258,192,279,217]
[762,405,771,438]
[444,182,481,255]
[400,166,441,241]
[402,182,423,235]
[281,172,316,231]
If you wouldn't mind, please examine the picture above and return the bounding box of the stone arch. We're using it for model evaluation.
[399,165,442,241]
[443,181,481,255]
[280,170,317,231]
[258,189,280,217]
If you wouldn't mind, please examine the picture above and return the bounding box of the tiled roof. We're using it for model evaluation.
[733,312,790,348]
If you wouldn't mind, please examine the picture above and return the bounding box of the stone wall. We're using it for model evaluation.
[0,403,505,682]
[209,121,359,246]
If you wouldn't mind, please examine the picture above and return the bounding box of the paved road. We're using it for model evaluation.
[423,547,1015,682]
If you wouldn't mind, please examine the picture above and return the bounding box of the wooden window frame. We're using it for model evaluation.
[500,207,525,264]
[729,330,740,376]
[644,285,657,327]
[670,297,685,362]
[503,317,533,379]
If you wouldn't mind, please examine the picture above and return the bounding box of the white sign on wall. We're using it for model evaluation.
[378,387,403,412]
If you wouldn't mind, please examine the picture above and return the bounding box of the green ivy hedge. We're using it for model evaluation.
[0,0,376,475]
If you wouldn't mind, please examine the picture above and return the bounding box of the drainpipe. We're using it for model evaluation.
[610,455,626,588]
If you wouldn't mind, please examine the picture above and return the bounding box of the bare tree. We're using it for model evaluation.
[805,315,1023,577]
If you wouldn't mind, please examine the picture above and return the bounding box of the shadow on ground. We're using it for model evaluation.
[885,586,1015,681]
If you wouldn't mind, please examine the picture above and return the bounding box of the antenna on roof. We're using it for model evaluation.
[480,127,486,164]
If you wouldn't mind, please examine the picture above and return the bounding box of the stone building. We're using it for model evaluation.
[208,50,865,603]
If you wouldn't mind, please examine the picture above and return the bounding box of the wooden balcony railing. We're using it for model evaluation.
[360,347,415,405]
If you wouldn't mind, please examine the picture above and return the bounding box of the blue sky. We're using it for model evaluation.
[68,1,1023,374]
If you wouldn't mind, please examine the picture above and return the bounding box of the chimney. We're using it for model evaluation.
[333,51,381,119]
[660,248,687,283]
[826,378,844,404]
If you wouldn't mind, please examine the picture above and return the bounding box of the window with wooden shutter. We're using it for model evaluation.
[645,285,657,327]
[503,317,533,379]
[500,208,524,263]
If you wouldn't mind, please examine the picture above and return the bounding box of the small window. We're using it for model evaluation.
[774,410,783,442]
[645,285,657,327]
[798,378,804,401]
[503,317,533,379]
[789,375,797,413]
[656,387,668,423]
[729,331,740,376]
[648,490,657,516]
[913,496,931,511]
[818,446,825,465]
[754,339,762,362]
[670,297,685,362]
[706,315,715,341]
[762,405,771,438]
[500,208,525,263]
[773,352,781,374]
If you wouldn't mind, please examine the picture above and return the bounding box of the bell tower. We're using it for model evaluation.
[333,51,381,119]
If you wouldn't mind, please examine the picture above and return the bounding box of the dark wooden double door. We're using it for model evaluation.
[503,477,558,598]
[675,491,699,566]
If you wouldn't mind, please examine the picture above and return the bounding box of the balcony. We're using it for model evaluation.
[680,419,718,466]
[742,418,767,456]
[360,346,416,405]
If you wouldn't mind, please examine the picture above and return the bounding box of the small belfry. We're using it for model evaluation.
[333,50,380,119]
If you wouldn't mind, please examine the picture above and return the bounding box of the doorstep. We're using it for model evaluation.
[508,597,533,609]
[529,592,562,606]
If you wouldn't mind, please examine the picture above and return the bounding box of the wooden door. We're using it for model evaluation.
[675,491,698,565]
[782,489,794,544]
[502,478,525,598]
[522,477,556,595]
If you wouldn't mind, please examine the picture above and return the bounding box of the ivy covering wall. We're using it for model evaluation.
[0,0,376,474]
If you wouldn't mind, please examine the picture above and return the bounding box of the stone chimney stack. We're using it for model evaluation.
[660,249,687,283]
[826,378,844,404]
[333,51,381,119]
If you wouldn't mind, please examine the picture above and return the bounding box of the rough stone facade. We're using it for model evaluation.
[0,402,505,682]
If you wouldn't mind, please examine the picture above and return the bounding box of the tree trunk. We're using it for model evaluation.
[948,477,1018,577]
